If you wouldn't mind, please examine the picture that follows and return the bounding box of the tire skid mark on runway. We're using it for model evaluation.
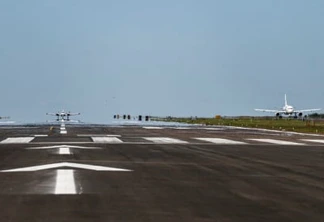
[175,145,324,193]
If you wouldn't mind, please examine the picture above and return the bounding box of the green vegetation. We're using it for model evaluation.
[157,117,324,134]
[309,113,324,119]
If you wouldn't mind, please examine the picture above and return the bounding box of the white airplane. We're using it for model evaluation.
[0,116,13,124]
[255,94,321,118]
[46,110,80,121]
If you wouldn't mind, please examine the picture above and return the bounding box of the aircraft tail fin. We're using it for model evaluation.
[284,94,288,106]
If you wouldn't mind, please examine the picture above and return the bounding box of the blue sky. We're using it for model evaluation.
[0,0,323,123]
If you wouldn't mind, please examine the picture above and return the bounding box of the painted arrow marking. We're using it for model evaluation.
[27,145,101,150]
[27,145,102,155]
[1,162,132,195]
[0,162,132,172]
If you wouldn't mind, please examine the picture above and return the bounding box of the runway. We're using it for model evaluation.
[0,124,324,221]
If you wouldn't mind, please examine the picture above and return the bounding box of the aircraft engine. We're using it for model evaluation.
[298,112,303,117]
[276,113,282,119]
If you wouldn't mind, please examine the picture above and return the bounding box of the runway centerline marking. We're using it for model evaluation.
[195,138,247,145]
[55,169,76,195]
[59,147,71,155]
[247,139,305,145]
[143,137,188,144]
[0,137,35,144]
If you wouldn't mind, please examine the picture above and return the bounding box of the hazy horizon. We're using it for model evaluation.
[1,0,323,124]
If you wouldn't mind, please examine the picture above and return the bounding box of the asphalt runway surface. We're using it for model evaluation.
[0,124,324,221]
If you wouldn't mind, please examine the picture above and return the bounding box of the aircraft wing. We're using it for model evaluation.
[67,112,80,116]
[46,113,58,116]
[294,108,321,113]
[254,109,284,113]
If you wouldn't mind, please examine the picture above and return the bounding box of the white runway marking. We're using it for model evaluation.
[0,162,132,172]
[300,139,324,144]
[143,127,163,129]
[78,134,121,137]
[55,170,76,195]
[59,148,71,155]
[173,127,192,130]
[248,139,305,145]
[91,137,123,143]
[34,135,48,137]
[60,122,67,134]
[0,137,34,144]
[60,130,67,134]
[143,137,188,144]
[203,128,223,131]
[27,145,101,150]
[195,138,247,144]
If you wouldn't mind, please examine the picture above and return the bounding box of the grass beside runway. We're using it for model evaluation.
[156,117,324,134]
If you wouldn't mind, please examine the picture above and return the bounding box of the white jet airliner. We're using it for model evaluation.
[255,94,321,118]
[46,110,80,121]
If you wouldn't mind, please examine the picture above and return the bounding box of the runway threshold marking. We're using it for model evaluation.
[195,138,247,145]
[143,137,188,144]
[247,139,305,145]
[0,137,35,144]
[91,137,123,143]
[143,127,164,129]
[78,134,121,137]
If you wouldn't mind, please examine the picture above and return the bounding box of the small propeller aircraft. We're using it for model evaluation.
[46,110,80,122]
